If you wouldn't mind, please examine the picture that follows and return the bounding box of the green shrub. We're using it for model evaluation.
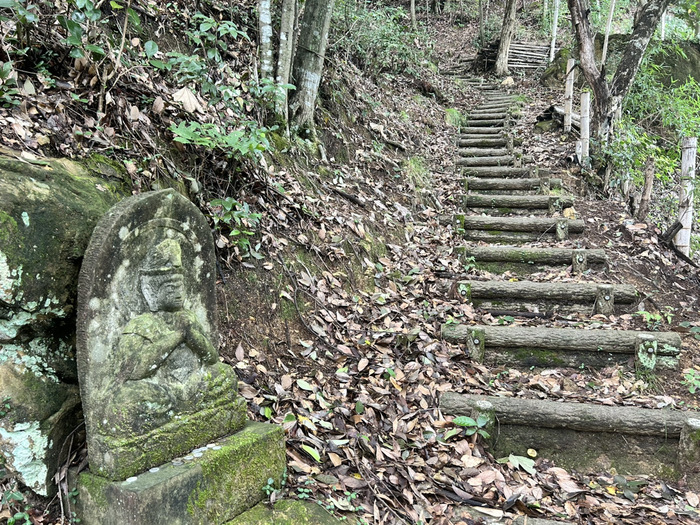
[330,1,434,76]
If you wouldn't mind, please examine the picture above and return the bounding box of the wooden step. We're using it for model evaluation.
[441,324,681,369]
[458,147,510,157]
[463,177,561,192]
[467,112,508,120]
[462,194,574,213]
[460,127,505,134]
[476,102,519,110]
[465,119,507,127]
[458,137,507,147]
[450,280,637,315]
[460,166,535,177]
[456,155,517,167]
[458,245,606,274]
[456,215,584,243]
[440,394,695,482]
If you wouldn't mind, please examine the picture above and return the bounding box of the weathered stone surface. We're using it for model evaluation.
[228,500,345,525]
[0,152,124,495]
[77,189,245,480]
[75,422,285,525]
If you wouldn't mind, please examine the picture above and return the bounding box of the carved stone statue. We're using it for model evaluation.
[77,190,245,481]
[101,238,234,437]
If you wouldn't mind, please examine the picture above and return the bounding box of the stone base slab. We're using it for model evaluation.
[74,422,285,525]
[228,500,345,524]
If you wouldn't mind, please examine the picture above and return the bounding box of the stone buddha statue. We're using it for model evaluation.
[100,238,237,437]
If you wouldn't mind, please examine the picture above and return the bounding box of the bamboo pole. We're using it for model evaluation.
[675,137,697,256]
[549,0,560,63]
[660,10,666,41]
[580,92,591,165]
[601,0,616,66]
[564,58,575,133]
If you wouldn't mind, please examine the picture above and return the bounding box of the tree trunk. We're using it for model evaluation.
[289,0,336,136]
[634,157,654,220]
[495,0,517,75]
[275,0,297,121]
[568,0,671,143]
[411,0,417,28]
[257,0,274,81]
[478,0,485,48]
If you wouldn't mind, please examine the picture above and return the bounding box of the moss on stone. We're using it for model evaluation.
[228,500,345,525]
[187,423,286,524]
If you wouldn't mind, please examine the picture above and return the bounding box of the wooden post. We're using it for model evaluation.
[549,0,560,63]
[564,58,575,133]
[675,137,697,256]
[572,249,587,274]
[580,91,591,166]
[595,284,614,315]
[467,328,486,362]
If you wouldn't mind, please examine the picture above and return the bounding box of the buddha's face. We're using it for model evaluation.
[143,274,185,312]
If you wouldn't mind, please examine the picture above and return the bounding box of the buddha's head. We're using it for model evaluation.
[140,239,186,312]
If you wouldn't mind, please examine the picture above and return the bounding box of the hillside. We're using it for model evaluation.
[1,2,700,524]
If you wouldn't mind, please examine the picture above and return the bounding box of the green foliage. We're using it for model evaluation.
[0,61,19,107]
[682,368,700,394]
[331,1,434,76]
[170,121,271,159]
[210,197,263,260]
[1,487,31,525]
[0,396,11,417]
[445,108,465,127]
[497,454,536,475]
[447,413,491,440]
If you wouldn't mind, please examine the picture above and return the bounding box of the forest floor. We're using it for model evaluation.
[2,8,700,525]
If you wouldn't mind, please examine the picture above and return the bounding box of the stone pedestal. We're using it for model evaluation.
[75,422,285,525]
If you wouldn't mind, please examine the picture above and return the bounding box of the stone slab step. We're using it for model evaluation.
[441,323,681,368]
[450,280,638,315]
[441,393,697,484]
[458,147,510,157]
[463,177,561,192]
[462,194,573,211]
[457,245,606,274]
[456,215,584,243]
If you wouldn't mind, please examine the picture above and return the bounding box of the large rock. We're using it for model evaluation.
[0,151,124,495]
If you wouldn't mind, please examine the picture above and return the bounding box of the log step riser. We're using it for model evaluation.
[441,393,692,481]
[462,195,574,210]
[463,177,562,191]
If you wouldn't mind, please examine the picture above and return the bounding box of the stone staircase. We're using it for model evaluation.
[440,85,699,488]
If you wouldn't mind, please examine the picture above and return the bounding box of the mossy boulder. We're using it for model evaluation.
[0,149,125,495]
